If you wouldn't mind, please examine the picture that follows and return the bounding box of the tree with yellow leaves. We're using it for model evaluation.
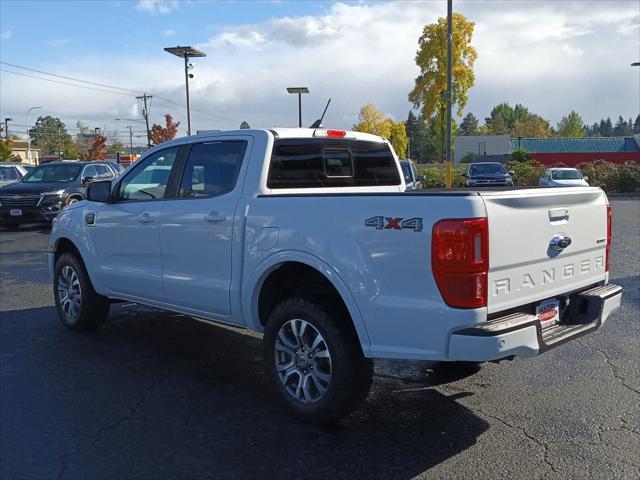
[353,103,408,158]
[409,12,477,119]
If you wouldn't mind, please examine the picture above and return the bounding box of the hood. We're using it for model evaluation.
[550,179,589,187]
[0,181,76,195]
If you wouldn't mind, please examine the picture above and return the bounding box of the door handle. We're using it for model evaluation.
[204,211,226,222]
[138,212,154,223]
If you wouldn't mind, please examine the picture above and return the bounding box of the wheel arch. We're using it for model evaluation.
[244,252,371,356]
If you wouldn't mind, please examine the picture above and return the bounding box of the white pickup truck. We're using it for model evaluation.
[49,128,622,423]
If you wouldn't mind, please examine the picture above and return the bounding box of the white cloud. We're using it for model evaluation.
[0,29,12,39]
[162,29,176,37]
[1,1,638,135]
[136,0,179,15]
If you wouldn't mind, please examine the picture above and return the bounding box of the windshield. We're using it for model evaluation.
[552,169,583,180]
[22,164,82,183]
[469,163,506,176]
[400,162,412,181]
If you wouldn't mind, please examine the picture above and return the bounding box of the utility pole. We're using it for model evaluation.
[128,125,133,156]
[445,0,453,187]
[136,94,152,148]
[57,122,62,160]
[3,118,11,140]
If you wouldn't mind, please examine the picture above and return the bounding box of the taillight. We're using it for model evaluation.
[606,204,611,272]
[432,217,488,309]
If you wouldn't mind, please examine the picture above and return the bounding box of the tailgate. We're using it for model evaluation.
[481,187,608,314]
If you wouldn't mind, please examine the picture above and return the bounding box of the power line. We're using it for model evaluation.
[0,69,135,97]
[1,61,243,126]
[0,61,143,94]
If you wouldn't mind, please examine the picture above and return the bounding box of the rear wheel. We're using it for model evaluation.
[54,252,110,331]
[264,297,373,424]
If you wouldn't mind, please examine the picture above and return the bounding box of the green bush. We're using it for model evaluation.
[417,165,467,188]
[511,147,532,163]
[460,152,476,164]
[506,159,545,186]
[615,162,640,192]
[416,160,640,192]
[578,160,640,192]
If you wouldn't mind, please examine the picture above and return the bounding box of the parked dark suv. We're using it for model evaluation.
[461,162,514,187]
[0,161,124,228]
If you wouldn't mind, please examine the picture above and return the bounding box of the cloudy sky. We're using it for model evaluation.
[1,0,638,144]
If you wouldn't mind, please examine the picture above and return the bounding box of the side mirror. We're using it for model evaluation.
[460,172,468,178]
[508,171,515,176]
[87,180,112,203]
[417,175,426,181]
[82,175,95,184]
[583,176,589,181]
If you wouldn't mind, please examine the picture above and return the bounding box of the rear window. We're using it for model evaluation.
[267,139,401,189]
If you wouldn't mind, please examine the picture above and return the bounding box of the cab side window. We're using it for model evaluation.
[94,164,113,180]
[82,165,97,181]
[178,141,247,198]
[118,147,179,201]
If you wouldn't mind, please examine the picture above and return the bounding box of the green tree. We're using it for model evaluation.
[557,111,585,137]
[511,115,551,138]
[634,114,640,134]
[485,103,533,135]
[0,127,12,161]
[409,12,477,119]
[107,141,125,154]
[599,117,613,136]
[613,116,632,136]
[28,116,74,155]
[459,112,480,136]
[353,103,408,158]
[405,111,435,162]
[240,121,250,129]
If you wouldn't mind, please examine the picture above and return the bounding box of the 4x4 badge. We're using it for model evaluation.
[365,216,423,232]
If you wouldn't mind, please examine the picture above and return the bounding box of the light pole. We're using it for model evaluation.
[287,87,309,127]
[3,118,12,140]
[115,118,143,155]
[26,106,42,164]
[164,46,207,136]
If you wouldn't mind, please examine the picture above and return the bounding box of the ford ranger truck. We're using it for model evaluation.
[48,128,622,423]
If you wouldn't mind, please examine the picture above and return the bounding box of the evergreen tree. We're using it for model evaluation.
[634,114,640,134]
[600,117,613,137]
[459,112,480,136]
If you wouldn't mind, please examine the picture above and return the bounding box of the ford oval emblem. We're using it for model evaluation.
[549,234,572,251]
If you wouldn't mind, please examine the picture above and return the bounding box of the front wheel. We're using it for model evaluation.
[54,252,110,331]
[264,298,373,424]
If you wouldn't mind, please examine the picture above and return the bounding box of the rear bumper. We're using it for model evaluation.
[448,284,622,362]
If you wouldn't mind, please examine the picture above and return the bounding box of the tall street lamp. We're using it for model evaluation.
[115,118,145,155]
[287,87,309,128]
[3,118,12,140]
[164,46,207,136]
[26,106,42,164]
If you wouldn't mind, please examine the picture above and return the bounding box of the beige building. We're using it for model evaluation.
[10,140,40,164]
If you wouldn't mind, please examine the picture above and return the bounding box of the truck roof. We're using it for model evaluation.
[269,128,386,143]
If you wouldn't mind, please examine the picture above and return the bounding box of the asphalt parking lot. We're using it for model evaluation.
[1,197,638,480]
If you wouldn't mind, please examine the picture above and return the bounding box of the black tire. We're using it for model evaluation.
[53,252,110,331]
[264,297,373,424]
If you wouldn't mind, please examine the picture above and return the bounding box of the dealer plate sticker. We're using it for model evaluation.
[9,209,22,217]
[536,298,560,328]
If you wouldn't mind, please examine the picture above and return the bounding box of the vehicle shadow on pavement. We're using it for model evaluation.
[1,305,488,480]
